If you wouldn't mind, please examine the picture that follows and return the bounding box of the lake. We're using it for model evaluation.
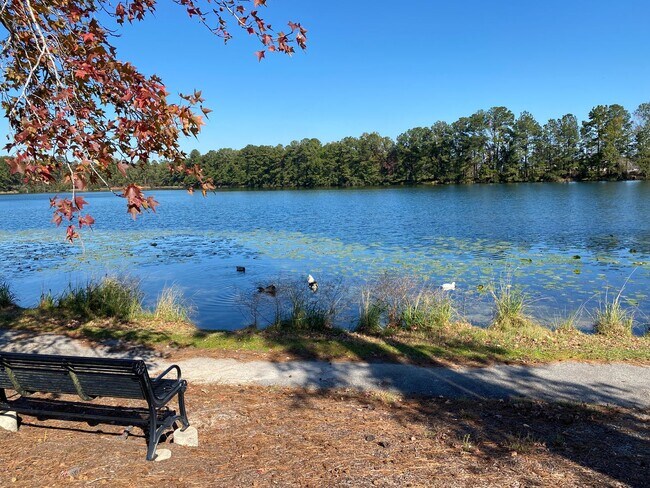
[1,182,649,332]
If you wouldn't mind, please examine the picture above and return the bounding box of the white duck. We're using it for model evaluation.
[440,282,456,291]
[307,274,318,293]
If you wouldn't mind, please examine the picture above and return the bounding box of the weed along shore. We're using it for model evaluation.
[1,276,648,366]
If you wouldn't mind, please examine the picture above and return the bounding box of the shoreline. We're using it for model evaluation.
[0,177,647,196]
[1,304,648,368]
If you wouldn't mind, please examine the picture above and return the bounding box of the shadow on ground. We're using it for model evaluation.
[0,307,164,363]
[281,388,650,487]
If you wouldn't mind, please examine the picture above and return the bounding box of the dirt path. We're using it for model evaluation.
[2,328,649,408]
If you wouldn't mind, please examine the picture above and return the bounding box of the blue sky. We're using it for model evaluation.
[5,1,650,153]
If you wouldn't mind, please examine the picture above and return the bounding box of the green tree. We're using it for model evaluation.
[357,133,392,186]
[486,107,515,181]
[536,114,581,180]
[283,139,324,188]
[581,105,632,178]
[395,127,435,183]
[429,121,455,182]
[510,112,542,181]
[450,114,488,183]
[633,103,650,177]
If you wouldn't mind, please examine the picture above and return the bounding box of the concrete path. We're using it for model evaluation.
[1,329,649,409]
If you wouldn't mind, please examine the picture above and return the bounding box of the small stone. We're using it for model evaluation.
[173,426,198,447]
[378,440,390,448]
[364,434,375,442]
[0,411,18,432]
[65,466,81,478]
[154,449,172,462]
[120,426,134,440]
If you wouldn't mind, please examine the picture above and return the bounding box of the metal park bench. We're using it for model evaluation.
[0,351,190,461]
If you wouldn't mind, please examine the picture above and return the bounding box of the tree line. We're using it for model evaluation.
[2,102,649,193]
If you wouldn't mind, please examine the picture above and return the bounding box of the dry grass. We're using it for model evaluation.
[151,286,195,323]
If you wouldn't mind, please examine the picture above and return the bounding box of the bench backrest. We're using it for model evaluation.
[0,352,150,400]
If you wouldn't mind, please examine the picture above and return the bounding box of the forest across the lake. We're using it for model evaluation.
[2,103,649,193]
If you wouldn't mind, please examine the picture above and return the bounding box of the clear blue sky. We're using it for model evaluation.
[5,1,650,153]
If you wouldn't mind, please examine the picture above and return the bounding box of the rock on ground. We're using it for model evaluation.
[173,426,199,447]
[0,411,18,432]
[154,448,172,462]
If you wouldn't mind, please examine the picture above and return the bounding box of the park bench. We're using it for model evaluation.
[0,351,190,461]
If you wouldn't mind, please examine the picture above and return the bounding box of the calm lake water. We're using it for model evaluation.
[1,182,649,332]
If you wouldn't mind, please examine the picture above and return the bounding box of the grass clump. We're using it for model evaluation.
[152,286,194,322]
[489,282,531,331]
[38,290,56,311]
[402,291,455,331]
[261,279,347,332]
[594,293,634,337]
[358,289,384,334]
[0,280,17,308]
[356,273,457,335]
[550,306,584,333]
[504,432,544,453]
[57,277,144,321]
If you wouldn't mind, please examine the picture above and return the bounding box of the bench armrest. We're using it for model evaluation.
[150,379,187,407]
[152,365,182,384]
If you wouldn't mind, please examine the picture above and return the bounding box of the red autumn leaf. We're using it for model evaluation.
[201,181,216,197]
[144,196,159,212]
[74,196,88,210]
[66,225,79,243]
[7,158,25,174]
[117,163,129,177]
[78,214,95,228]
[255,50,266,62]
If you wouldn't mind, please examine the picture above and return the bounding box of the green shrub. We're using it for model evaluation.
[356,274,458,334]
[57,277,143,321]
[0,280,16,308]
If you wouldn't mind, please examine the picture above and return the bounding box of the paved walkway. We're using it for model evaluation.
[1,329,649,409]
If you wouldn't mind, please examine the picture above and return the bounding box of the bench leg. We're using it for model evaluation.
[146,407,160,461]
[178,389,190,430]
